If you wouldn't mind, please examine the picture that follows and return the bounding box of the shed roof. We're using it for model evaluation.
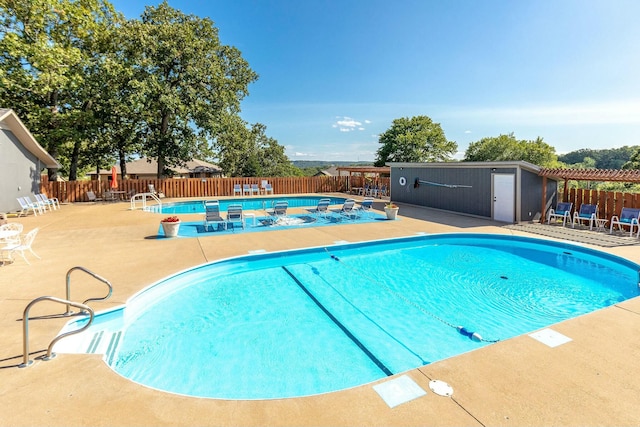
[387,161,542,173]
[0,108,60,168]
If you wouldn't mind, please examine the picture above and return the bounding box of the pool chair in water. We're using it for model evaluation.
[226,204,245,230]
[203,201,226,231]
[311,198,331,218]
[267,201,289,224]
[358,197,375,218]
[572,204,598,230]
[335,199,358,220]
[547,202,573,227]
[609,207,640,237]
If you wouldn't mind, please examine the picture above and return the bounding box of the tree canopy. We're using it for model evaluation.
[463,133,558,167]
[0,0,298,179]
[374,115,457,166]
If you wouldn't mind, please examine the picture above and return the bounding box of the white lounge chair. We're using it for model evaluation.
[233,184,242,196]
[251,184,260,195]
[1,227,40,265]
[16,197,40,216]
[203,201,226,231]
[37,193,60,210]
[311,198,331,218]
[609,207,640,237]
[336,199,357,220]
[226,204,245,229]
[242,184,251,196]
[358,197,375,218]
[267,201,288,224]
[547,202,573,227]
[572,204,598,230]
[262,181,273,195]
[34,194,54,212]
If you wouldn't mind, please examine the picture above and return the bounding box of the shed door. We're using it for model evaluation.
[493,174,515,223]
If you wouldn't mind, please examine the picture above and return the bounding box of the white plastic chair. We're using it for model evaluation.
[203,201,226,231]
[2,227,40,265]
[547,202,573,227]
[242,184,251,196]
[609,207,640,237]
[358,197,375,218]
[0,223,23,246]
[233,184,242,196]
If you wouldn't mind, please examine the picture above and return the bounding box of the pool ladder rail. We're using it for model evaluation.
[19,266,113,368]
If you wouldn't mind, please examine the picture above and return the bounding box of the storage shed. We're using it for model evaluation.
[0,108,59,213]
[387,161,557,223]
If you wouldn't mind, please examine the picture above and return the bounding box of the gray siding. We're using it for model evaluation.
[0,129,43,213]
[390,163,557,223]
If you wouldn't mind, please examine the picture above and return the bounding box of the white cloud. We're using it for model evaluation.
[464,130,472,134]
[333,116,365,132]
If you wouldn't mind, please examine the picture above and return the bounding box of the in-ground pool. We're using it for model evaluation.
[56,234,640,400]
[148,196,348,214]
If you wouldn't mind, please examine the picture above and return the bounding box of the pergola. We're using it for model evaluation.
[336,166,390,193]
[537,168,640,222]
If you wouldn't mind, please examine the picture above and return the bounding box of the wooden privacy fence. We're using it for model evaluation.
[563,188,640,220]
[42,176,351,203]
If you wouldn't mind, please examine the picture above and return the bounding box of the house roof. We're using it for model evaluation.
[90,157,222,175]
[0,108,60,168]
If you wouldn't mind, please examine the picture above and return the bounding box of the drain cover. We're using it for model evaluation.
[429,380,453,397]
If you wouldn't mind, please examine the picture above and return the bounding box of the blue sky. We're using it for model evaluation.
[110,0,640,162]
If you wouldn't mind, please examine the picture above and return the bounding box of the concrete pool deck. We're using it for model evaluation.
[1,195,639,426]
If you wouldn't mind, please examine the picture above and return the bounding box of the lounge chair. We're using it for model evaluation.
[336,199,358,220]
[358,197,375,218]
[1,227,40,265]
[311,198,331,218]
[267,201,289,224]
[203,201,226,231]
[233,184,242,196]
[547,202,573,227]
[34,194,54,211]
[38,193,60,210]
[572,204,598,230]
[242,184,251,196]
[251,184,260,195]
[17,197,43,216]
[609,207,640,237]
[226,204,245,229]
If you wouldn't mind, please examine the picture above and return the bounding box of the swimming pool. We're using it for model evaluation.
[149,196,348,214]
[56,233,640,400]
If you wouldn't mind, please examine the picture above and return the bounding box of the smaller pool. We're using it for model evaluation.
[150,196,348,214]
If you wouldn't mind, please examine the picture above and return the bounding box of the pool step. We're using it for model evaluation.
[85,330,122,360]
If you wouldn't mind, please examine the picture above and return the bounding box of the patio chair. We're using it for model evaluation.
[203,201,226,231]
[335,199,358,220]
[358,197,375,218]
[242,184,251,196]
[251,183,260,195]
[547,202,573,227]
[38,193,60,210]
[86,190,102,203]
[16,197,41,216]
[311,198,331,218]
[572,204,598,230]
[226,204,245,229]
[261,180,273,195]
[0,222,23,246]
[1,227,40,265]
[264,183,274,195]
[266,201,289,224]
[233,184,242,196]
[609,207,640,237]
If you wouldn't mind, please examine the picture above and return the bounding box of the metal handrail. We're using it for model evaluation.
[20,296,94,368]
[65,266,113,315]
[129,192,161,211]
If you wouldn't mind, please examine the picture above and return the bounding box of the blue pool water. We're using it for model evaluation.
[59,234,640,400]
[150,196,348,214]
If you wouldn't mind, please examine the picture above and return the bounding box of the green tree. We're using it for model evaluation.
[374,115,457,166]
[0,0,121,180]
[122,1,258,178]
[464,133,558,167]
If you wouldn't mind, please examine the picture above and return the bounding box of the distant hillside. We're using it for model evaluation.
[292,160,373,169]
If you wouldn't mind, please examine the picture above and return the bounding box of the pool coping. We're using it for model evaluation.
[1,194,640,426]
